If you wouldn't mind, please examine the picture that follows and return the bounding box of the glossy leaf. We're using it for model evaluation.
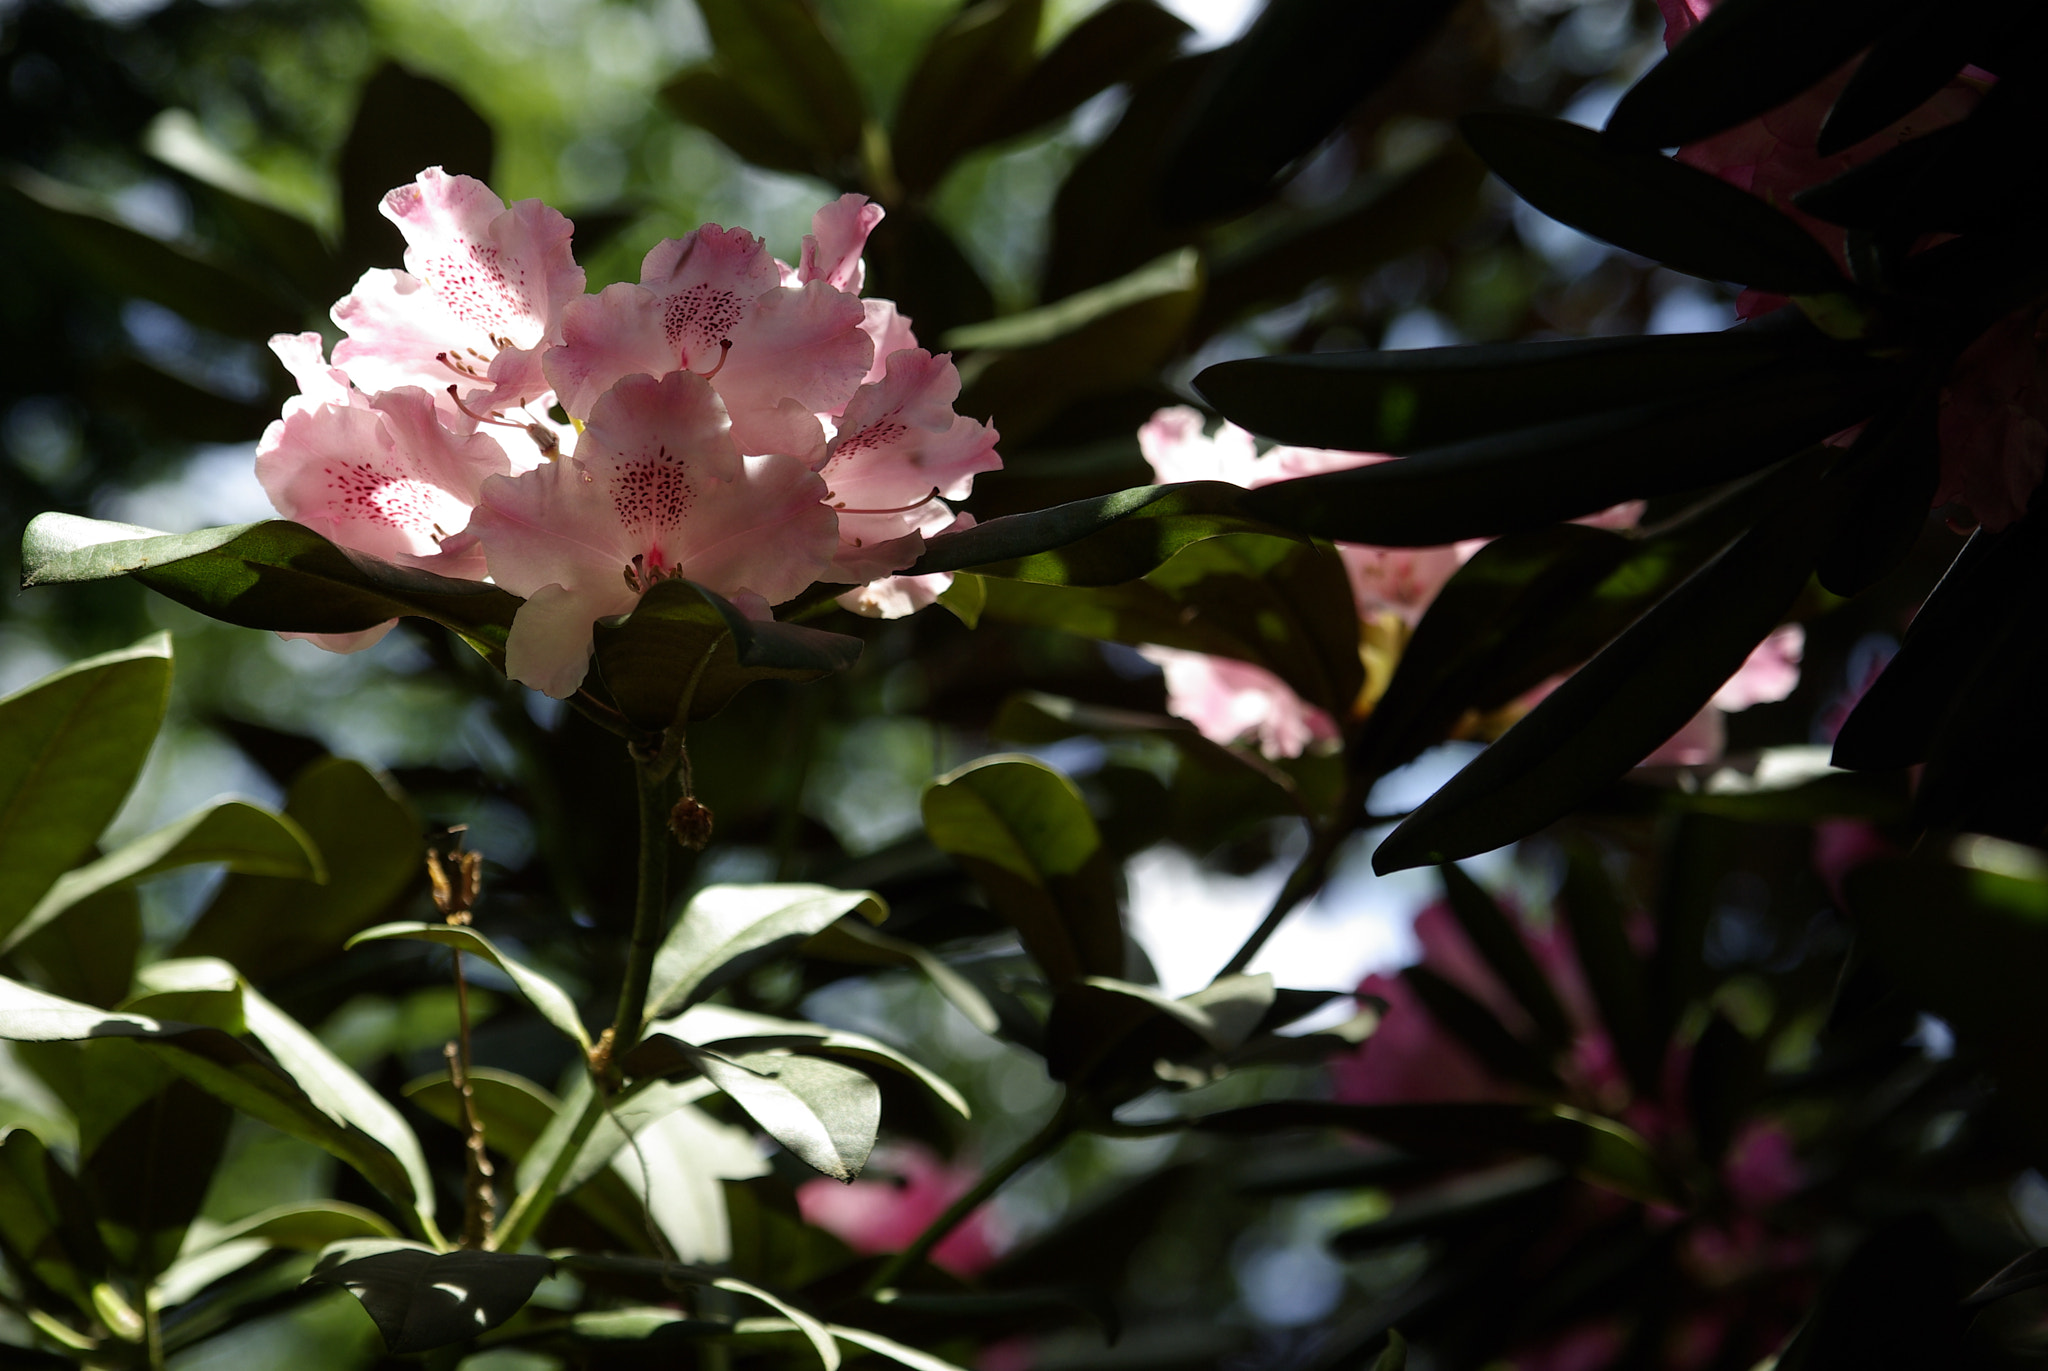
[15,887,140,1011]
[177,757,423,981]
[592,578,862,731]
[636,1002,969,1117]
[1194,327,1809,454]
[551,1254,842,1371]
[645,884,885,1022]
[913,481,1291,585]
[922,757,1123,985]
[1607,0,1916,150]
[1231,363,1883,547]
[696,0,865,171]
[205,1201,402,1251]
[81,1076,231,1275]
[349,922,590,1050]
[1437,864,1574,1053]
[1814,388,1939,596]
[1155,0,1463,224]
[5,800,320,956]
[1044,973,1273,1088]
[977,0,1191,147]
[892,0,1041,194]
[684,1045,881,1182]
[800,918,1003,1035]
[0,635,170,946]
[1374,476,1832,871]
[304,1240,551,1354]
[1461,112,1848,293]
[1192,1101,1679,1204]
[21,514,521,659]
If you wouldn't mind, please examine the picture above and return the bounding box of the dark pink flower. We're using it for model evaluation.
[795,1143,1003,1277]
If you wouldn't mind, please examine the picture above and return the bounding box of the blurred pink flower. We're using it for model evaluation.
[796,1143,1003,1277]
[1137,646,1339,760]
[1723,1121,1804,1211]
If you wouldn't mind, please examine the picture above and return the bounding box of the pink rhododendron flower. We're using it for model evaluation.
[1137,646,1340,760]
[838,513,976,619]
[795,1143,1002,1276]
[1935,303,2048,531]
[331,167,584,439]
[467,370,838,697]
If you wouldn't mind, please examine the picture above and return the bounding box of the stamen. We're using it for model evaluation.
[691,339,733,381]
[827,486,941,516]
[446,387,561,460]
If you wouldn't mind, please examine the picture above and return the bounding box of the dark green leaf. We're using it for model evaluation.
[1437,864,1574,1052]
[914,481,1296,585]
[800,918,1003,1035]
[1606,0,1918,149]
[206,1201,402,1251]
[592,578,862,731]
[636,1002,969,1117]
[1194,326,1811,454]
[86,357,278,446]
[16,887,141,1010]
[645,884,884,1022]
[1815,387,1939,596]
[0,635,170,945]
[1557,843,1658,1094]
[1772,1216,1963,1371]
[860,209,997,341]
[177,757,422,981]
[305,1240,551,1354]
[1970,1248,2048,1307]
[20,515,522,659]
[891,0,1042,195]
[551,1255,842,1371]
[81,1077,231,1275]
[685,1045,881,1181]
[1685,1012,1760,1168]
[662,67,824,180]
[1818,0,2004,154]
[1044,973,1271,1088]
[1401,966,1559,1092]
[0,1129,96,1311]
[1460,112,1848,293]
[5,800,321,956]
[1373,473,1833,871]
[977,1,1191,147]
[142,109,342,300]
[348,922,589,1050]
[1374,1330,1409,1371]
[1233,363,1882,547]
[696,0,865,171]
[339,64,494,279]
[1155,0,1463,224]
[1328,1158,1565,1252]
[921,757,1123,984]
[1192,1101,1679,1204]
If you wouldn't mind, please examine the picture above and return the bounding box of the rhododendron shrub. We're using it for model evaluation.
[254,169,1000,695]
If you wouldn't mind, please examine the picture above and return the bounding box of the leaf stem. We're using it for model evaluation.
[609,744,674,1051]
[860,1093,1077,1295]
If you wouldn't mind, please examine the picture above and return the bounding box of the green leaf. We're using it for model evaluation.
[348,922,590,1051]
[1193,326,1811,454]
[591,578,862,731]
[800,918,1003,1035]
[80,1077,231,1275]
[1557,842,1656,1096]
[922,757,1123,985]
[1400,966,1559,1092]
[1329,1158,1564,1252]
[142,109,339,297]
[634,1002,970,1118]
[1155,0,1464,224]
[5,801,321,956]
[645,884,885,1022]
[551,1255,842,1371]
[977,532,1364,722]
[1375,1330,1409,1371]
[177,758,423,981]
[1816,0,2000,154]
[1192,1101,1680,1204]
[914,481,1292,585]
[1231,360,1884,546]
[304,1240,551,1354]
[696,0,865,171]
[681,1045,880,1182]
[1815,388,1939,596]
[0,1129,96,1311]
[821,1321,971,1371]
[891,0,1042,195]
[1373,474,1833,871]
[952,250,1204,446]
[1606,0,1913,151]
[662,66,825,179]
[0,635,171,945]
[976,0,1191,147]
[1044,973,1273,1089]
[1459,112,1849,294]
[338,64,494,279]
[1437,864,1573,1052]
[20,515,522,659]
[205,1201,402,1251]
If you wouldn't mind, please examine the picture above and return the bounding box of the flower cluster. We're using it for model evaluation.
[258,168,1000,696]
[1129,408,1793,765]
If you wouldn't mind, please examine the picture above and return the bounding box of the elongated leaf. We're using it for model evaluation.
[5,801,320,955]
[892,0,1042,194]
[1329,1158,1565,1252]
[0,635,171,944]
[646,884,885,1022]
[1557,843,1656,1096]
[977,0,1191,147]
[922,757,1123,984]
[1819,0,2003,154]
[686,1045,880,1181]
[206,1201,401,1251]
[1436,865,1573,1052]
[801,919,1003,1035]
[82,1076,232,1275]
[1233,363,1883,547]
[1461,112,1847,293]
[177,758,422,980]
[1815,388,1939,595]
[551,1254,842,1371]
[1044,973,1272,1088]
[0,1129,96,1311]
[21,515,520,658]
[1401,966,1559,1091]
[592,578,862,731]
[1194,327,1809,454]
[1192,1101,1678,1204]
[663,66,823,179]
[1970,1248,2048,1307]
[696,0,865,170]
[338,64,494,278]
[349,922,589,1050]
[305,1240,550,1354]
[1373,475,1832,871]
[1607,0,1918,150]
[1155,0,1462,224]
[635,1003,970,1117]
